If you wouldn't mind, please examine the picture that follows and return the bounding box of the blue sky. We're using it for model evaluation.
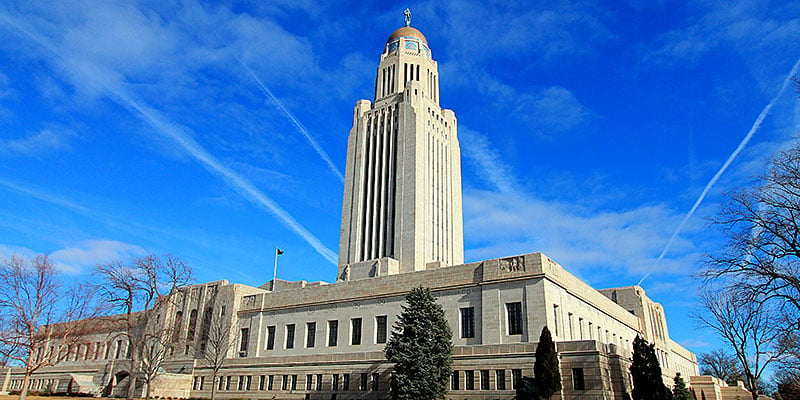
[0,0,798,356]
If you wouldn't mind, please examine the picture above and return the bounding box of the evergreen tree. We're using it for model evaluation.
[673,373,692,400]
[385,287,453,400]
[631,336,670,400]
[515,376,538,400]
[534,326,562,399]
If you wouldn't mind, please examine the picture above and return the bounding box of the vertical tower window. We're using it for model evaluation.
[328,320,338,346]
[239,328,249,355]
[351,318,362,345]
[285,324,295,349]
[376,315,388,344]
[306,322,316,348]
[572,368,585,390]
[553,305,560,337]
[506,302,523,335]
[187,309,198,341]
[266,326,275,350]
[461,307,475,338]
[451,371,459,390]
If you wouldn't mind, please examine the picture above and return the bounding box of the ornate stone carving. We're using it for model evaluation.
[242,295,256,307]
[499,256,525,272]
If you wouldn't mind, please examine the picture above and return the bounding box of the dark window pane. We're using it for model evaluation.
[329,321,338,346]
[306,322,316,348]
[461,307,475,338]
[352,318,362,345]
[507,303,523,335]
[573,368,585,390]
[286,324,295,349]
[266,326,275,350]
[376,316,388,344]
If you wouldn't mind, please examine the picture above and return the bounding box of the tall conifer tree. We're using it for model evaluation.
[673,373,692,400]
[534,326,562,399]
[631,336,670,400]
[385,287,453,400]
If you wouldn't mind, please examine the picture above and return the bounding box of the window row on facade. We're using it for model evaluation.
[244,316,389,355]
[40,339,130,364]
[197,372,381,393]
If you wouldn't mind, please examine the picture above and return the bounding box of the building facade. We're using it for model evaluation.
[2,16,701,400]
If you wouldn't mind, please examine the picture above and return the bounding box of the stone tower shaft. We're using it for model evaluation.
[337,24,464,279]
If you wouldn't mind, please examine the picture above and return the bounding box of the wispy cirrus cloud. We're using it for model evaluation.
[0,127,76,157]
[0,240,146,274]
[0,8,339,265]
[50,239,146,274]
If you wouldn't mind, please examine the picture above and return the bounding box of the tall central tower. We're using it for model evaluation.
[338,14,464,279]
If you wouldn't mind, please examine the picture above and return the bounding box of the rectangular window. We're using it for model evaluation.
[291,375,297,390]
[282,375,289,391]
[507,303,523,335]
[259,375,266,391]
[568,313,574,340]
[343,373,350,391]
[553,305,560,337]
[200,376,205,390]
[351,318,362,345]
[360,373,368,390]
[496,370,506,390]
[371,373,379,391]
[588,322,593,339]
[333,374,340,391]
[246,375,252,391]
[305,374,313,390]
[461,307,475,338]
[218,377,224,391]
[573,368,585,390]
[286,324,295,349]
[115,340,123,359]
[316,374,323,390]
[266,326,275,350]
[512,369,522,389]
[328,320,338,346]
[268,375,274,391]
[465,370,475,390]
[225,376,231,391]
[306,322,316,348]
[376,316,388,344]
[451,371,459,390]
[480,370,490,390]
[239,328,249,353]
[579,318,584,339]
[237,376,244,391]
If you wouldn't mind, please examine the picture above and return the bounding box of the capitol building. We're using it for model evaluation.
[1,16,703,400]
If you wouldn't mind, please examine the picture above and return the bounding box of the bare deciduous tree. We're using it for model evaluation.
[699,349,744,385]
[703,145,800,327]
[201,307,238,400]
[695,289,786,400]
[0,255,97,400]
[95,254,192,400]
[702,144,800,379]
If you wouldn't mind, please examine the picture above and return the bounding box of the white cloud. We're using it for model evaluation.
[514,86,593,135]
[0,127,76,157]
[51,239,147,274]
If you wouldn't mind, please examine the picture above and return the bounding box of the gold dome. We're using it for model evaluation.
[387,26,427,45]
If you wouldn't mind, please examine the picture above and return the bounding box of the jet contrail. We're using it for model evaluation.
[0,13,339,265]
[237,58,344,183]
[113,91,339,265]
[639,56,800,286]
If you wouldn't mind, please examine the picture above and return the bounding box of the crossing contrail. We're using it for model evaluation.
[638,56,800,286]
[0,13,339,265]
[237,58,345,183]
